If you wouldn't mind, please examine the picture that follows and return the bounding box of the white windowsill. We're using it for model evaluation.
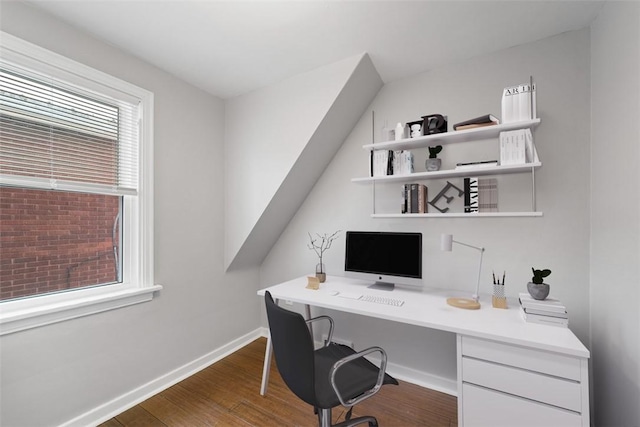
[0,285,162,336]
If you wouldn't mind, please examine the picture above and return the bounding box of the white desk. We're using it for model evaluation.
[258,276,590,427]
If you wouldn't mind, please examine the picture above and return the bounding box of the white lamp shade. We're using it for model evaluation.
[441,234,453,252]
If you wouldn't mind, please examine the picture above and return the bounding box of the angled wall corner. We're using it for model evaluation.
[224,53,382,271]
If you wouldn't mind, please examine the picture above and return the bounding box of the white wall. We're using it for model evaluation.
[261,28,592,392]
[590,2,640,426]
[0,3,260,426]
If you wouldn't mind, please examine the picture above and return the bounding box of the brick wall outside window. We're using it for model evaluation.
[0,187,120,301]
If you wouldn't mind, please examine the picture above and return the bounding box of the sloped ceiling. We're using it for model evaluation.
[224,54,383,270]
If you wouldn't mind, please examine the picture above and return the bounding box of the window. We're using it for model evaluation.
[0,33,159,335]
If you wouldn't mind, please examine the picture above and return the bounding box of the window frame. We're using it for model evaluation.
[0,32,160,335]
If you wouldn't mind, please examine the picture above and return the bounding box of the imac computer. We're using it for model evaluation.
[344,231,423,290]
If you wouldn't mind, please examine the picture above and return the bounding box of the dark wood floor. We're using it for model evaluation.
[100,337,457,426]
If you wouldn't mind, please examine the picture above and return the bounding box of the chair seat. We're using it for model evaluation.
[314,343,398,409]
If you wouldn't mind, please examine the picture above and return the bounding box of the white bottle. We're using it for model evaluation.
[395,122,404,141]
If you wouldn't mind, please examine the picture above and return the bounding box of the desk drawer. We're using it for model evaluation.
[462,357,582,412]
[462,383,582,427]
[461,336,581,381]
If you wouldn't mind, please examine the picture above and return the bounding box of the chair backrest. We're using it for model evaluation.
[264,291,318,406]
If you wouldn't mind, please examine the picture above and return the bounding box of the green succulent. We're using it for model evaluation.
[428,145,442,159]
[531,268,551,284]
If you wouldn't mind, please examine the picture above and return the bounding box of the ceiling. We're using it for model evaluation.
[25,0,605,99]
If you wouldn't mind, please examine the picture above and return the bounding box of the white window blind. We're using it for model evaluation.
[0,64,140,196]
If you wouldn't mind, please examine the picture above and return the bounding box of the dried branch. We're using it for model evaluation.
[307,230,341,264]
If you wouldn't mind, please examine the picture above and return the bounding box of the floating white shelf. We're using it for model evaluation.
[356,116,542,218]
[371,212,543,218]
[363,118,541,151]
[352,162,542,184]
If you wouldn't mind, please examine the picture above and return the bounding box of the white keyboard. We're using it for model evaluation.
[359,294,405,307]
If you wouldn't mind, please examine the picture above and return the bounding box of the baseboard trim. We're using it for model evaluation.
[61,328,264,427]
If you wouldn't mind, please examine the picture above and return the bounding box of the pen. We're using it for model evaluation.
[502,271,506,286]
[492,271,496,285]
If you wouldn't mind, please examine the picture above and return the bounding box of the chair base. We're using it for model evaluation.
[318,408,378,427]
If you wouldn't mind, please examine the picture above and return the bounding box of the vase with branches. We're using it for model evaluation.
[308,231,340,283]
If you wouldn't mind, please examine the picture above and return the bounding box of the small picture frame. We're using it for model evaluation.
[306,276,320,290]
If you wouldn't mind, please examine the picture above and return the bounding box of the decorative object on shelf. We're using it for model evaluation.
[410,123,422,138]
[527,267,551,300]
[307,230,340,283]
[453,114,500,131]
[394,122,406,141]
[441,234,485,310]
[406,119,424,138]
[428,181,464,213]
[492,270,507,309]
[421,114,448,135]
[380,119,395,142]
[306,276,320,290]
[425,145,442,171]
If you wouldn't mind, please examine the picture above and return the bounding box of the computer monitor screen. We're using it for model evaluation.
[344,231,423,289]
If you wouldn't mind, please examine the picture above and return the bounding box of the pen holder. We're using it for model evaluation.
[492,284,507,309]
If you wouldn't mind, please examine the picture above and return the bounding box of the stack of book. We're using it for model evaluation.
[499,128,536,165]
[401,183,428,214]
[501,82,537,123]
[463,177,498,213]
[518,293,568,327]
[453,114,499,131]
[370,150,413,177]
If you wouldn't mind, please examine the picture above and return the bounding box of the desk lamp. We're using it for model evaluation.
[441,234,484,310]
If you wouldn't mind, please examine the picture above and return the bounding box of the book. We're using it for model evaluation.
[453,114,500,130]
[397,150,414,175]
[523,306,568,319]
[371,150,388,176]
[463,177,478,213]
[410,183,419,214]
[401,183,428,214]
[386,150,394,175]
[455,160,499,170]
[478,178,498,212]
[502,82,537,123]
[400,184,411,214]
[500,130,527,166]
[417,184,428,213]
[524,128,536,163]
[520,307,568,327]
[518,292,567,314]
[454,122,498,131]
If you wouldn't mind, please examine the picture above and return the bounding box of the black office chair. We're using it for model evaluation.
[264,291,398,427]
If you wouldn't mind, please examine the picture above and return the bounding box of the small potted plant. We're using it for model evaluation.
[527,268,551,300]
[425,145,442,171]
[308,231,340,283]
